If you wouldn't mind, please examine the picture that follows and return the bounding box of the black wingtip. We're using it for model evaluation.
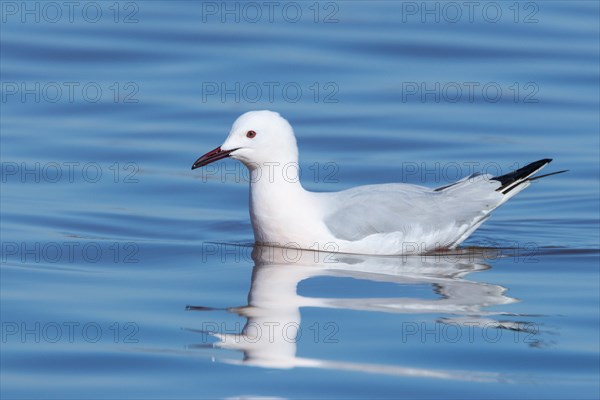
[492,159,553,194]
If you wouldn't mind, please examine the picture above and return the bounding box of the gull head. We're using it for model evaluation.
[192,110,298,170]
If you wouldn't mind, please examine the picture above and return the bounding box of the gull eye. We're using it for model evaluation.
[246,130,256,139]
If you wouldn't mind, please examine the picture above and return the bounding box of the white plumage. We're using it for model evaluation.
[192,110,562,255]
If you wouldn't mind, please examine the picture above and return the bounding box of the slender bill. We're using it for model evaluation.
[191,146,237,170]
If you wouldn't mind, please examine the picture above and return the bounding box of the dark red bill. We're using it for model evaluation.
[191,146,237,170]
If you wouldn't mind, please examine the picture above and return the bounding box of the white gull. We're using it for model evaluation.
[192,110,565,255]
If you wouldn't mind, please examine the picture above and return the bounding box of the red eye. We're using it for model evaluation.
[246,130,256,139]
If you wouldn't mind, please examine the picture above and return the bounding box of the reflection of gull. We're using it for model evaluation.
[188,245,526,382]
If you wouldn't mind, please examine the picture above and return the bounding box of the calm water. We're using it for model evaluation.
[1,1,599,399]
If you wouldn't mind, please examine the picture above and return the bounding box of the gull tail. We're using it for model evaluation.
[492,158,567,196]
[447,159,566,249]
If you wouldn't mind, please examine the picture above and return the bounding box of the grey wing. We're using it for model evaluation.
[322,176,503,242]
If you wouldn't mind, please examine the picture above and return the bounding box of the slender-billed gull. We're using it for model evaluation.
[192,110,565,255]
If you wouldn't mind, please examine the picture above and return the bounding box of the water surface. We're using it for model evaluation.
[1,1,599,399]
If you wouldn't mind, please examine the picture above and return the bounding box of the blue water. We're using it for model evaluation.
[1,1,599,398]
